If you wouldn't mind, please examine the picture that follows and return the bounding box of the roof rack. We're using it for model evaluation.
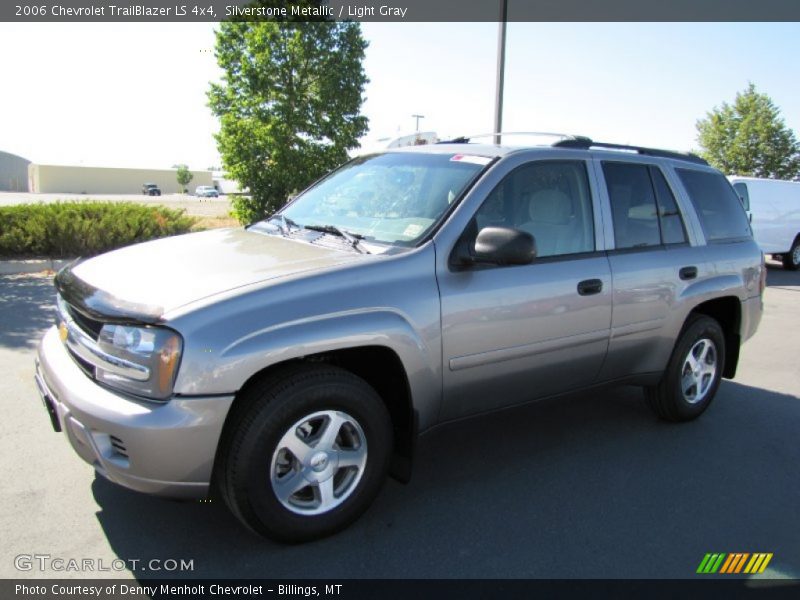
[438,131,583,144]
[437,132,708,166]
[552,137,708,165]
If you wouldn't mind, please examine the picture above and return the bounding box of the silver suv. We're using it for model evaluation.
[35,135,765,542]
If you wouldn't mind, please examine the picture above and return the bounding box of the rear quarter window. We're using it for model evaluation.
[676,169,752,242]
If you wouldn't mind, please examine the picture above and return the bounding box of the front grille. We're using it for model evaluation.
[66,304,103,339]
[57,294,101,379]
[71,352,95,378]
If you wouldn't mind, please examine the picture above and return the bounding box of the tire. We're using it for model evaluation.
[782,236,800,271]
[645,315,726,422]
[217,364,392,543]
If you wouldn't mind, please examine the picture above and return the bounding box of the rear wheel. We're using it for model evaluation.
[217,364,392,542]
[645,315,725,422]
[782,236,800,271]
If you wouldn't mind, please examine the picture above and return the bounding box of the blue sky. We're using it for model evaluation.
[361,22,800,151]
[1,22,798,169]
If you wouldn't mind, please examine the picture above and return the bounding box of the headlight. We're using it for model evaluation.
[96,324,182,400]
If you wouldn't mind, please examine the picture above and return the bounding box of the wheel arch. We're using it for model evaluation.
[213,345,418,488]
[689,296,742,379]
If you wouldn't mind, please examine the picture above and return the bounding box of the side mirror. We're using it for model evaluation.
[472,226,536,266]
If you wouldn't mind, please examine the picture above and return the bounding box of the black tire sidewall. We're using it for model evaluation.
[783,238,800,271]
[229,371,392,542]
[666,316,726,420]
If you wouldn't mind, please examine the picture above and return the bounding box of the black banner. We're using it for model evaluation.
[5,579,800,600]
[4,0,800,22]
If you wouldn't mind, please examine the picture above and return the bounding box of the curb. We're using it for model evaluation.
[0,259,73,276]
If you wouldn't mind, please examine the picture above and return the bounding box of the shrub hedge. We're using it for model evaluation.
[0,202,197,258]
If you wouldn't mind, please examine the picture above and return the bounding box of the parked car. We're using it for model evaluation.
[729,176,800,270]
[36,134,764,542]
[195,185,220,198]
[142,183,161,196]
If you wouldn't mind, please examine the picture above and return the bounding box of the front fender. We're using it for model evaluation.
[175,308,442,432]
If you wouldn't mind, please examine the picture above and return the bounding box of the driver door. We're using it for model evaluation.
[436,159,612,421]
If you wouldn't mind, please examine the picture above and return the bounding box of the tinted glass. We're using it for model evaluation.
[280,152,485,245]
[602,162,660,249]
[473,160,595,258]
[650,167,687,245]
[677,169,752,241]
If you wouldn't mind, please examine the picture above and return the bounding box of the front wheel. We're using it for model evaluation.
[217,365,392,542]
[645,315,726,422]
[782,236,800,271]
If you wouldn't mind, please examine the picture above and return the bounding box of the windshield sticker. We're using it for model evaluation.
[403,224,424,238]
[450,154,492,166]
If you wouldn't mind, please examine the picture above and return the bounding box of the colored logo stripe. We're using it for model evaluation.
[697,553,725,573]
[697,553,773,574]
[720,553,749,573]
[744,553,773,574]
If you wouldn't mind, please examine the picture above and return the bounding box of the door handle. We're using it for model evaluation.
[577,279,603,296]
[679,266,698,280]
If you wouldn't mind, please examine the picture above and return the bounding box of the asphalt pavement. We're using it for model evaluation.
[0,266,798,580]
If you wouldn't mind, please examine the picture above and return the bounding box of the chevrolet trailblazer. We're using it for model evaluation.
[35,134,764,542]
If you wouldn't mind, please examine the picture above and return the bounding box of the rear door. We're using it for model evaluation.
[436,157,612,421]
[594,158,703,381]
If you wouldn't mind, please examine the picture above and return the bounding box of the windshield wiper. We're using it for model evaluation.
[304,224,369,254]
[266,214,301,236]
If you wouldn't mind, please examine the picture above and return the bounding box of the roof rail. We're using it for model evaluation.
[437,131,583,144]
[552,137,708,165]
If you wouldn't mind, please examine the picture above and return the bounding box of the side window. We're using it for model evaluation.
[733,182,750,211]
[650,167,688,245]
[676,169,752,242]
[602,162,661,249]
[473,160,595,258]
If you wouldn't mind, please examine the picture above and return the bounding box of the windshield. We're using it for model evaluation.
[277,152,488,245]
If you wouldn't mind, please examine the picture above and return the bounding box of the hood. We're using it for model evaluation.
[59,228,365,321]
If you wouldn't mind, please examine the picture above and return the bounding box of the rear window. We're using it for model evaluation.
[602,162,688,249]
[732,182,750,211]
[676,169,751,242]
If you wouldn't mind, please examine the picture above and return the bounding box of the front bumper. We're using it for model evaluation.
[35,326,235,499]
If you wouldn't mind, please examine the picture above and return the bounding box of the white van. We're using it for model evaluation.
[729,176,800,270]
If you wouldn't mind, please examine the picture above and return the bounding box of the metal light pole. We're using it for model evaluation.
[493,0,508,145]
[411,114,425,132]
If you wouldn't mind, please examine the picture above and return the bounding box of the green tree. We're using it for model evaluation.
[696,83,800,179]
[208,4,369,223]
[176,164,193,193]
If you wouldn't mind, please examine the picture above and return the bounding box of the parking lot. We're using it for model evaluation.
[0,265,798,580]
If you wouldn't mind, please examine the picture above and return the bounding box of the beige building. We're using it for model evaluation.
[28,164,213,194]
[0,150,31,191]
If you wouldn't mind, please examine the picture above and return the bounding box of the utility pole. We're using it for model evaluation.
[411,114,425,132]
[493,0,508,145]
